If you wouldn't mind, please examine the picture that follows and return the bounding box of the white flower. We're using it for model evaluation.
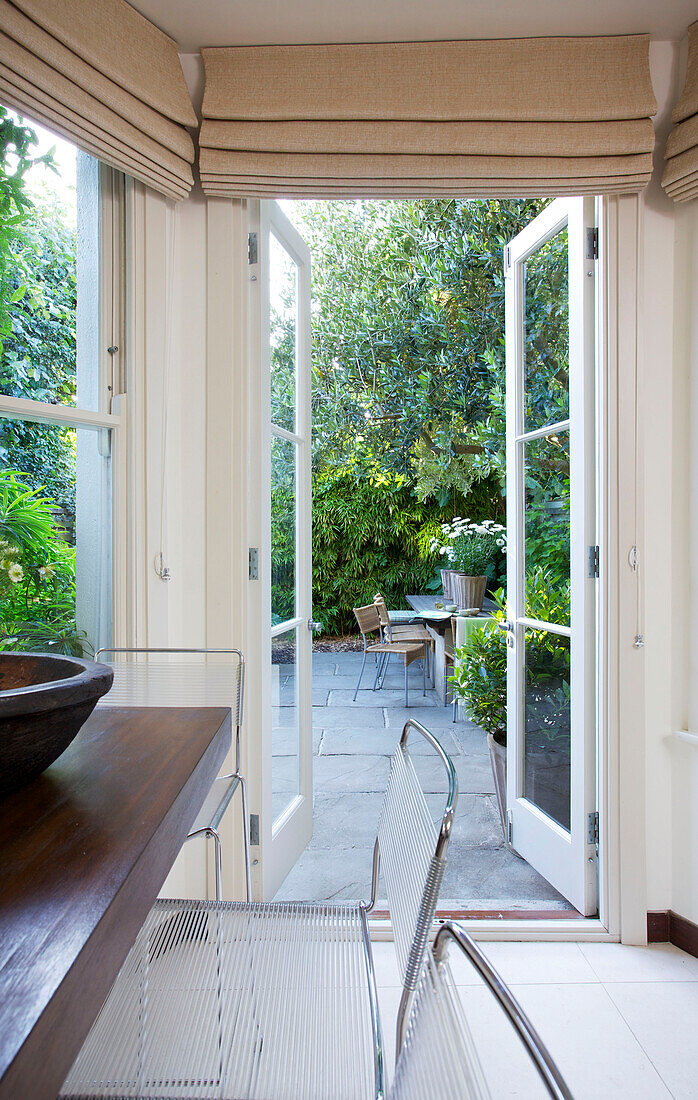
[439,546,448,556]
[8,563,23,584]
[496,538,505,547]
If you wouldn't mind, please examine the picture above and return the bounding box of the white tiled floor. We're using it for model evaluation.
[372,939,698,1098]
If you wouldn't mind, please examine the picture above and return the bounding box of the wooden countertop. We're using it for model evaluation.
[0,705,231,1100]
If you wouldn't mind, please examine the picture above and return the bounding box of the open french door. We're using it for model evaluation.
[504,197,598,916]
[247,200,313,899]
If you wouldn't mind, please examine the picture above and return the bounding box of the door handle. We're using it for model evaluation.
[308,620,323,632]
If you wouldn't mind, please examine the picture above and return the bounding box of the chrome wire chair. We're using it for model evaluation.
[391,921,574,1100]
[95,647,250,903]
[60,719,457,1100]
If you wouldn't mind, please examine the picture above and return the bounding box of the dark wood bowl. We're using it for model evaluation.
[0,652,114,796]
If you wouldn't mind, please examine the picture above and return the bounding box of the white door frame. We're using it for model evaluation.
[504,196,598,917]
[223,192,644,939]
[246,199,313,899]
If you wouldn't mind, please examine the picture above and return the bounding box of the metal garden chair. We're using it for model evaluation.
[391,921,574,1100]
[352,603,427,706]
[60,719,457,1100]
[95,647,250,903]
[372,593,434,690]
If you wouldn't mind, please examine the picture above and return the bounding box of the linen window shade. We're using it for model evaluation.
[663,22,698,202]
[0,0,197,200]
[199,37,657,198]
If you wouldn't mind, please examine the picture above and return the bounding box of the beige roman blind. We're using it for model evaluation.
[663,22,698,202]
[0,0,197,200]
[199,37,657,198]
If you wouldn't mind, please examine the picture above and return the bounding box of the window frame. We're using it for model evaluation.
[0,159,124,648]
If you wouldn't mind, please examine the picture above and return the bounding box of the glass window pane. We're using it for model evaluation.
[272,626,299,823]
[0,109,102,411]
[0,418,111,656]
[523,627,571,831]
[524,430,570,627]
[269,230,298,432]
[271,434,296,625]
[524,225,569,432]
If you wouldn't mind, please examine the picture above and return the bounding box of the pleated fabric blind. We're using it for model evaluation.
[663,22,698,202]
[199,37,657,198]
[0,0,197,200]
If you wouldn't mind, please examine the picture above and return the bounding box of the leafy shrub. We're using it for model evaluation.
[297,470,502,636]
[0,470,88,655]
[450,571,571,746]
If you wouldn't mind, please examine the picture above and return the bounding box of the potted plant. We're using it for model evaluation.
[450,573,572,841]
[430,518,505,610]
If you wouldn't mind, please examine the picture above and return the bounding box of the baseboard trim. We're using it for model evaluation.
[647,910,698,957]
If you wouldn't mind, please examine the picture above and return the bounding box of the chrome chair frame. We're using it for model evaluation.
[438,922,573,1099]
[368,719,457,1053]
[61,718,457,1100]
[95,646,251,903]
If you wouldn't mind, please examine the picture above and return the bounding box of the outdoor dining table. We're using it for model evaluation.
[406,594,496,706]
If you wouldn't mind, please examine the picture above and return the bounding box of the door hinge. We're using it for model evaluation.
[247,231,258,265]
[586,227,599,261]
[248,547,259,580]
[506,809,513,846]
[503,244,512,273]
[587,810,599,848]
[587,544,600,578]
[249,813,259,846]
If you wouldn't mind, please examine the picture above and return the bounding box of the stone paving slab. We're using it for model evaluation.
[410,752,496,795]
[272,726,323,755]
[274,846,375,903]
[329,687,438,708]
[311,705,385,728]
[318,726,462,758]
[313,753,391,793]
[441,843,569,906]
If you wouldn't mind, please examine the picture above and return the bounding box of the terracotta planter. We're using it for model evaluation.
[487,732,507,841]
[452,573,487,611]
[440,569,455,601]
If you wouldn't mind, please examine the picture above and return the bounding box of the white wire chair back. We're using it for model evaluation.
[96,647,244,743]
[390,921,574,1100]
[390,951,491,1100]
[372,719,457,1049]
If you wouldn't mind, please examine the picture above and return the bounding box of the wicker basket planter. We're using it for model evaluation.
[451,573,487,611]
[440,569,456,601]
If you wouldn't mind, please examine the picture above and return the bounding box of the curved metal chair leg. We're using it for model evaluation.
[239,774,252,902]
[208,827,223,901]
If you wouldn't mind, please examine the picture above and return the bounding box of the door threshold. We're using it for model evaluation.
[436,908,584,921]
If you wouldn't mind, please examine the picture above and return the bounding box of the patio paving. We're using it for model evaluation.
[273,649,573,910]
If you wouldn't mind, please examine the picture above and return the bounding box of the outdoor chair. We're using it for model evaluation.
[95,647,251,903]
[373,593,434,689]
[60,719,457,1100]
[353,603,427,706]
[391,921,574,1100]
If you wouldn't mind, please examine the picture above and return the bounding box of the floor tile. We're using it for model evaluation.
[369,941,402,987]
[579,941,698,982]
[446,941,597,986]
[605,980,698,1098]
[499,983,672,1099]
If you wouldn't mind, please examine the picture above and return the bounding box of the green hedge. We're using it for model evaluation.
[272,470,503,635]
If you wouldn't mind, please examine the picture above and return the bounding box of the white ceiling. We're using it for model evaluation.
[131,0,697,53]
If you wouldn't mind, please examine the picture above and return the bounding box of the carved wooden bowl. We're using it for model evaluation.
[0,653,113,795]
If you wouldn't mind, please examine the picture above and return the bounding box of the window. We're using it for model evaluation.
[0,107,121,657]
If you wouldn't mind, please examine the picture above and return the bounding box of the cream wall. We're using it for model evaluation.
[123,41,696,927]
